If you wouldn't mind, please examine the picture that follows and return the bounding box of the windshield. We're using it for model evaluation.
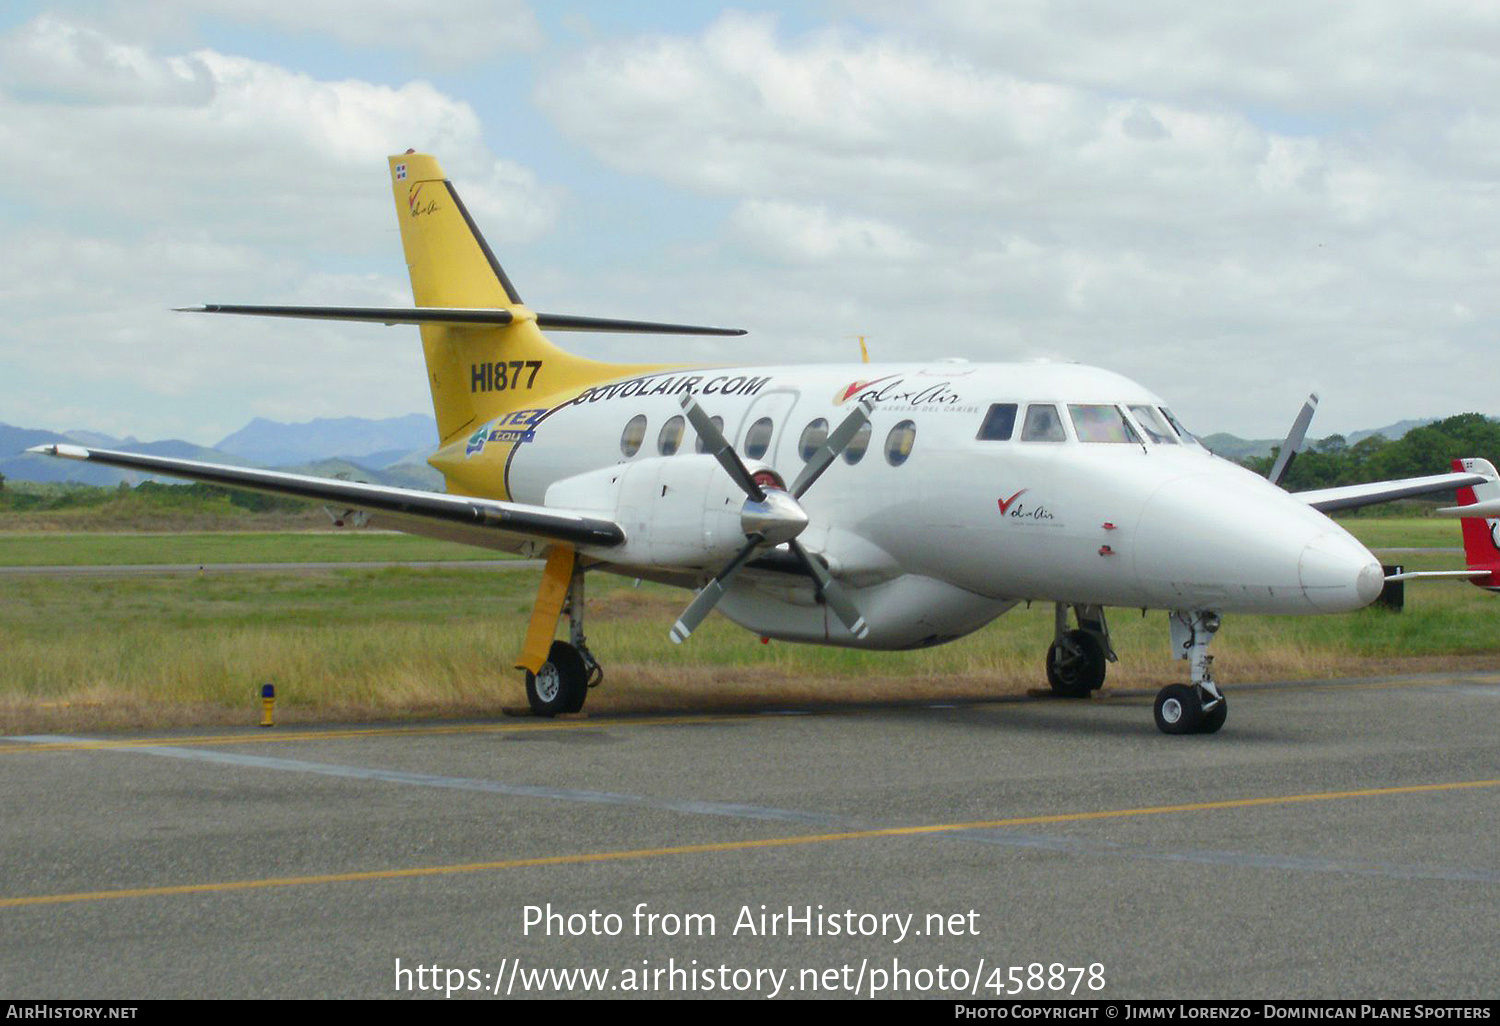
[1069,404,1141,443]
[1127,405,1178,445]
[1158,407,1203,448]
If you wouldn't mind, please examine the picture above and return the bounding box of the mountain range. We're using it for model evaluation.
[0,412,1455,492]
[1,415,443,490]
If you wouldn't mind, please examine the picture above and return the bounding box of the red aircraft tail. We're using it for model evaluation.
[1450,457,1500,592]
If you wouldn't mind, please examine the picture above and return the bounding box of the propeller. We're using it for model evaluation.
[669,396,873,644]
[1267,392,1319,488]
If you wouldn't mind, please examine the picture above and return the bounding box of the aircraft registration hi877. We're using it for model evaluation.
[32,152,1500,735]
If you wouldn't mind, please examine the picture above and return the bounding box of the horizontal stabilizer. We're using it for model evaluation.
[1437,497,1500,517]
[178,304,746,336]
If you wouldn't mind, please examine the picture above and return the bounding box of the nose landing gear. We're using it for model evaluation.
[1155,610,1226,734]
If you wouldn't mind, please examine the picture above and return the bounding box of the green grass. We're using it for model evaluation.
[2,549,1496,732]
[0,531,512,566]
[1335,516,1466,550]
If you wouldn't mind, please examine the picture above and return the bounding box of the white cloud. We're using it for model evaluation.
[0,18,558,244]
[850,0,1500,114]
[0,16,554,439]
[534,10,1500,436]
[730,201,926,263]
[0,15,213,105]
[119,0,542,66]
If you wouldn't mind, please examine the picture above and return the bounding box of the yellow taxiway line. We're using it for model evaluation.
[4,777,1497,910]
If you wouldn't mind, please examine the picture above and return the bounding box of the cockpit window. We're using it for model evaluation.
[1158,407,1202,447]
[1020,403,1067,442]
[1126,405,1177,444]
[1069,404,1141,444]
[976,403,1018,441]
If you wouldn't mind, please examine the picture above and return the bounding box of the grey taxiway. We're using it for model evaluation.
[2,672,1498,999]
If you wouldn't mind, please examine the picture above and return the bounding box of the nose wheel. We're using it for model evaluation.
[1153,684,1227,734]
[1157,610,1227,734]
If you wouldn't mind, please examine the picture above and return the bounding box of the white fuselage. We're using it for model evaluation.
[481,360,1382,649]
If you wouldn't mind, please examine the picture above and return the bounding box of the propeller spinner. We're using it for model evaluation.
[669,396,873,644]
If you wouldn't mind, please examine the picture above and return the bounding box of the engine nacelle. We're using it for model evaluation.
[544,455,755,568]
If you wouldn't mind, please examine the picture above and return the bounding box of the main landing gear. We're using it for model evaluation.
[1153,610,1227,735]
[1046,603,1115,698]
[519,548,603,717]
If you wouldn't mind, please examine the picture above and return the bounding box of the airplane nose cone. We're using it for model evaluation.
[1299,532,1384,611]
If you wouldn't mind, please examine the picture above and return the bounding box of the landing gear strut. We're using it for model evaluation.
[1046,603,1115,698]
[520,550,603,717]
[1154,610,1226,734]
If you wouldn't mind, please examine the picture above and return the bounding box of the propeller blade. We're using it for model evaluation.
[1267,392,1319,487]
[788,539,870,639]
[669,535,764,644]
[681,395,765,501]
[790,400,874,499]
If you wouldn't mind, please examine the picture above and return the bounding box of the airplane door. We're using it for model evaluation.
[735,388,801,478]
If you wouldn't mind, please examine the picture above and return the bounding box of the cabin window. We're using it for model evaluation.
[620,414,647,457]
[693,415,724,454]
[744,417,774,460]
[658,415,685,456]
[799,419,829,462]
[843,421,872,464]
[1020,403,1067,442]
[1069,404,1142,444]
[976,403,1018,441]
[884,420,917,466]
[1127,404,1177,444]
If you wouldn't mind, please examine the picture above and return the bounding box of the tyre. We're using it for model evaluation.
[1153,684,1202,734]
[525,641,588,716]
[1046,630,1107,698]
[1198,694,1227,734]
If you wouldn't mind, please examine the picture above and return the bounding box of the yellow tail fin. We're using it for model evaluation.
[388,152,646,443]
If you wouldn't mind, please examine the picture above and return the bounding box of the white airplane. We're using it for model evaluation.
[29,152,1500,734]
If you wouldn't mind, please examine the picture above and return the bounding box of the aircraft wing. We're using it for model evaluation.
[25,444,624,552]
[1293,470,1491,513]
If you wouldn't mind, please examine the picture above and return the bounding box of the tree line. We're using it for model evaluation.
[1238,413,1499,491]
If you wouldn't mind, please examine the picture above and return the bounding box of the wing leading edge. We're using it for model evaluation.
[26,444,624,551]
[1293,470,1491,513]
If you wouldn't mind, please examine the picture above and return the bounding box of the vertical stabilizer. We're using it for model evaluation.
[1450,457,1500,591]
[387,152,648,445]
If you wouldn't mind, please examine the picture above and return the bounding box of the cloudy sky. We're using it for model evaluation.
[2,1,1496,444]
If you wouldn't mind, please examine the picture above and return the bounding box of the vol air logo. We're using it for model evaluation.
[997,489,1027,514]
[407,183,439,217]
[998,489,1055,522]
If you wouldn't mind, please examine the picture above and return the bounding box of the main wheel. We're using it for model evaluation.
[1046,630,1107,698]
[1154,684,1202,734]
[1198,693,1227,734]
[525,641,588,717]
